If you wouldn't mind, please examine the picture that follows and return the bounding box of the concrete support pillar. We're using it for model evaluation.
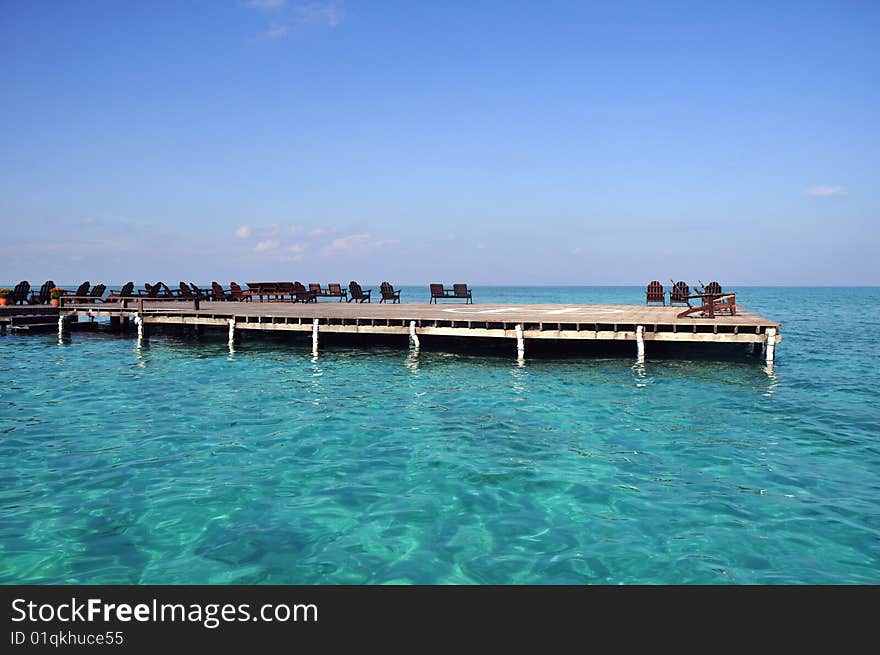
[312,318,319,354]
[134,315,147,342]
[765,327,777,364]
[409,320,420,349]
[515,324,525,361]
[228,318,236,348]
[636,325,645,361]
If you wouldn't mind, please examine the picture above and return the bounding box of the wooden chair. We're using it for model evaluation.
[645,281,665,305]
[109,282,134,298]
[29,280,55,305]
[177,282,194,299]
[139,282,159,298]
[9,281,30,305]
[87,284,107,303]
[677,292,737,319]
[292,281,317,303]
[211,282,230,301]
[700,280,723,301]
[189,283,209,299]
[669,281,690,306]
[347,281,371,303]
[379,282,401,303]
[453,284,473,303]
[327,283,347,301]
[229,282,252,302]
[429,283,447,303]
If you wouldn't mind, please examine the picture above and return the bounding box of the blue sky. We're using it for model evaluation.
[1,1,877,285]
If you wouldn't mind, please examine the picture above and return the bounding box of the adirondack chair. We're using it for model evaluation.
[379,282,401,303]
[645,281,665,305]
[211,282,230,301]
[677,292,737,319]
[87,284,106,303]
[292,281,316,303]
[699,280,723,301]
[326,283,347,301]
[189,283,208,299]
[177,282,194,299]
[108,282,134,298]
[29,280,55,304]
[9,281,30,305]
[669,281,690,306]
[229,282,252,302]
[347,281,372,303]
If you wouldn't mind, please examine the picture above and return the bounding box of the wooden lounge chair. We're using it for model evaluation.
[87,284,106,303]
[139,282,160,298]
[429,283,447,303]
[9,281,30,305]
[189,283,209,299]
[211,281,230,301]
[645,281,665,305]
[29,280,55,305]
[292,281,317,303]
[347,281,371,303]
[429,283,473,303]
[229,282,252,302]
[676,291,737,319]
[177,282,194,299]
[669,281,690,306]
[327,283,347,301]
[108,282,134,299]
[379,282,401,303]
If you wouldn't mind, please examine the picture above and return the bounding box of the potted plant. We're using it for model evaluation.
[0,288,10,307]
[50,287,65,307]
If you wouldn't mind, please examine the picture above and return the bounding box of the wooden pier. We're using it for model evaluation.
[51,299,782,362]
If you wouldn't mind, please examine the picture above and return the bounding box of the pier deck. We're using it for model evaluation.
[57,300,781,353]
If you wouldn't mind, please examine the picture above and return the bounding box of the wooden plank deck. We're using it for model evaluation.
[59,300,781,345]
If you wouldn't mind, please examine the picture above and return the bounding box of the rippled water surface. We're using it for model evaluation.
[1,287,878,583]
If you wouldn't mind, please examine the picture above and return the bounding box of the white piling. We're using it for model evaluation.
[409,320,420,349]
[765,327,777,364]
[134,315,145,343]
[636,325,645,361]
[312,318,319,354]
[515,324,525,360]
[57,314,68,338]
[227,318,235,348]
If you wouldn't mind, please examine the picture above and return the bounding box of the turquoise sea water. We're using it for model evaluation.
[1,286,878,584]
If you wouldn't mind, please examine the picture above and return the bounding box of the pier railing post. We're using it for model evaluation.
[312,318,319,354]
[765,327,777,364]
[515,324,525,361]
[409,320,420,349]
[636,325,645,361]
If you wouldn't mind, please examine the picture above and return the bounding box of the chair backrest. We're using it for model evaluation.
[178,282,193,297]
[229,282,245,299]
[328,283,342,295]
[189,283,203,295]
[211,282,226,298]
[11,281,30,303]
[671,281,689,301]
[453,284,469,297]
[37,280,55,303]
[74,281,90,297]
[90,284,106,298]
[430,283,444,296]
[646,280,664,301]
[292,281,306,292]
[118,281,134,297]
[157,282,173,297]
[380,282,394,297]
[309,283,322,293]
[349,281,363,297]
[704,281,722,296]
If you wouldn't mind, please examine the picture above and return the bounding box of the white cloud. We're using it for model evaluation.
[294,1,344,27]
[309,227,326,237]
[323,233,371,254]
[477,242,487,250]
[287,243,306,253]
[245,0,287,10]
[447,232,457,240]
[806,185,847,197]
[235,225,252,238]
[266,23,289,38]
[254,239,280,252]
[374,239,400,248]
